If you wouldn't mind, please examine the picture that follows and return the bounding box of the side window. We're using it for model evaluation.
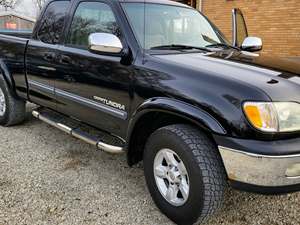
[67,2,121,48]
[37,1,70,44]
[236,12,248,46]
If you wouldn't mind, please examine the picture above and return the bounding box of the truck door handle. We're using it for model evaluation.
[59,55,72,65]
[44,52,55,61]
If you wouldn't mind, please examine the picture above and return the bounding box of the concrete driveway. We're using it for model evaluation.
[0,104,300,225]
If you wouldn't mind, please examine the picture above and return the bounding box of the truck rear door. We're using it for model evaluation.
[26,0,71,110]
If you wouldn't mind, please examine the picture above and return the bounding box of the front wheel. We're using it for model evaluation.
[143,124,227,225]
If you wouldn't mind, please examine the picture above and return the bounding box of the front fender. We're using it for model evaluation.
[127,97,226,141]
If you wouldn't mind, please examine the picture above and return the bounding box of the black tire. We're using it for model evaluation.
[0,75,25,126]
[143,124,227,225]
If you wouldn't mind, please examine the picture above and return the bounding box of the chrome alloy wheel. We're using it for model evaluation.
[153,148,190,206]
[0,87,6,116]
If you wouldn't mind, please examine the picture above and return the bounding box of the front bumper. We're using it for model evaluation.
[219,146,300,186]
[215,136,300,192]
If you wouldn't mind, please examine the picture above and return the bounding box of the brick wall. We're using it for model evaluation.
[202,0,300,57]
[0,16,34,30]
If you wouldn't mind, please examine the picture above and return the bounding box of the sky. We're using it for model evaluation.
[17,0,39,17]
[6,0,39,18]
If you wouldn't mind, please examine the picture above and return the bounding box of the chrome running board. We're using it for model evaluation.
[32,109,124,154]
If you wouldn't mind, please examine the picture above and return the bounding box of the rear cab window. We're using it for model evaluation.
[37,1,70,44]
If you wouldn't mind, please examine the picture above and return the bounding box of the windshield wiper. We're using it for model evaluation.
[150,44,212,52]
[205,43,239,50]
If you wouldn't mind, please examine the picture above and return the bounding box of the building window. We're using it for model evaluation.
[173,0,197,8]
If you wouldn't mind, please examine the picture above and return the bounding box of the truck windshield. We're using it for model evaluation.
[122,3,229,50]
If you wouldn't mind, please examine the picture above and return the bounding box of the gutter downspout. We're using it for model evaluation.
[199,0,203,12]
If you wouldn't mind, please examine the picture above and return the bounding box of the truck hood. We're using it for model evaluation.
[154,50,300,102]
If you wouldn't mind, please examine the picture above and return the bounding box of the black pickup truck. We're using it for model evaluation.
[1,0,300,224]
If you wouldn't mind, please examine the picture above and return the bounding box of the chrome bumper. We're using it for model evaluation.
[219,146,300,187]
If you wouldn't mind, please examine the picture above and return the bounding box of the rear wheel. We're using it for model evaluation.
[0,75,25,126]
[143,124,227,225]
[0,87,6,117]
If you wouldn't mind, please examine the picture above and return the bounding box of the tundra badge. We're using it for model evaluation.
[93,96,126,111]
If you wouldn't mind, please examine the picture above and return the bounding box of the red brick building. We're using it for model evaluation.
[0,12,35,31]
[174,0,300,57]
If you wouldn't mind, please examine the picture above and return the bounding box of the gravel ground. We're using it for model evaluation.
[0,104,300,225]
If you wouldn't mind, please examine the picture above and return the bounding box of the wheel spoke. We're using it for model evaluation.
[179,182,189,201]
[163,151,178,167]
[177,161,187,175]
[165,184,179,202]
[154,165,168,178]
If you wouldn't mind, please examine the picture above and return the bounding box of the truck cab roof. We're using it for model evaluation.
[51,0,192,8]
[118,0,192,8]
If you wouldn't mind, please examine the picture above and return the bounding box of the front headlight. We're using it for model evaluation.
[243,102,300,132]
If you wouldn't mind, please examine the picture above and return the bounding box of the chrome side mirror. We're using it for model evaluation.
[241,37,262,52]
[88,33,123,54]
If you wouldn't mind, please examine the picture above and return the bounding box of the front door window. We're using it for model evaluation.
[67,2,121,49]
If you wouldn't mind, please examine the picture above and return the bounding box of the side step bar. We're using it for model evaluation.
[32,110,124,154]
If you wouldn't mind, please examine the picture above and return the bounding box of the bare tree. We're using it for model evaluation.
[0,0,20,10]
[34,0,46,11]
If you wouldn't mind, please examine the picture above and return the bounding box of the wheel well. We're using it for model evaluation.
[127,111,213,166]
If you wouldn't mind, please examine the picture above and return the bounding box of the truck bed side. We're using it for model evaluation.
[0,34,29,99]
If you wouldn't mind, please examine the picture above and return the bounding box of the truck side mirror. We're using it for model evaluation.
[88,33,123,54]
[232,8,248,47]
[241,37,263,52]
[232,8,263,52]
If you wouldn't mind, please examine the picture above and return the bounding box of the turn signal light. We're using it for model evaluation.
[243,102,278,132]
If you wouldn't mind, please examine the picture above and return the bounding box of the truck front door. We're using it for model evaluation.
[55,0,133,138]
